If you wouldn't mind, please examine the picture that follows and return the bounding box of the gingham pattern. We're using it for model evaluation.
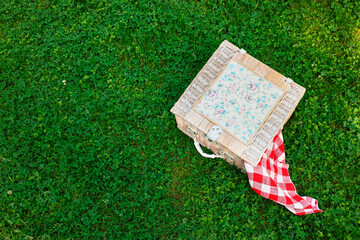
[244,130,322,215]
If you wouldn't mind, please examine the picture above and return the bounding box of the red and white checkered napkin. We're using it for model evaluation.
[244,130,322,215]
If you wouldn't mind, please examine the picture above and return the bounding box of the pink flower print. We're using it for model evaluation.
[250,83,257,91]
[245,94,251,100]
[208,89,215,98]
[257,102,268,109]
[227,118,239,127]
[229,84,238,94]
[217,108,225,115]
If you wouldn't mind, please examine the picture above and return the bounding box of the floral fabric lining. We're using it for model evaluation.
[196,61,284,143]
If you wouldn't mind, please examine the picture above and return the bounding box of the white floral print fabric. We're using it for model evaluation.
[197,61,284,143]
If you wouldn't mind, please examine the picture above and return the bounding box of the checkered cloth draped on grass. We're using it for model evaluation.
[244,130,322,215]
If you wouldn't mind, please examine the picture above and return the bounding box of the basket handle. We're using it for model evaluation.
[194,138,222,159]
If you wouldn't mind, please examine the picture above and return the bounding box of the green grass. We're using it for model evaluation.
[1,0,359,238]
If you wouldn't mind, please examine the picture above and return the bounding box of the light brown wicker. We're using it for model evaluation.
[171,40,305,171]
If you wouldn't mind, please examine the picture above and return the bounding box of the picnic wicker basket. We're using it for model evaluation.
[170,40,305,171]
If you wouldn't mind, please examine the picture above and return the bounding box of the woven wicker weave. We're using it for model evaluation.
[171,40,305,170]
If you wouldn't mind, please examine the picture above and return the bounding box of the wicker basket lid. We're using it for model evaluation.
[171,40,305,166]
